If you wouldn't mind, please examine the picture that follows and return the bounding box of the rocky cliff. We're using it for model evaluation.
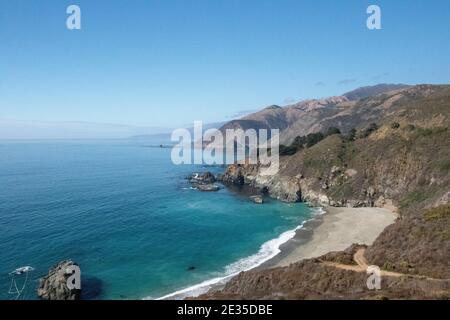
[206,84,450,299]
[220,85,450,210]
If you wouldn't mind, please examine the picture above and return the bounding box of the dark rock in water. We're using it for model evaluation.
[250,195,264,204]
[37,260,81,300]
[187,266,196,271]
[188,171,216,184]
[197,184,220,192]
[188,171,220,191]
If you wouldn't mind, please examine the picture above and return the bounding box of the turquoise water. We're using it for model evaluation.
[0,140,314,300]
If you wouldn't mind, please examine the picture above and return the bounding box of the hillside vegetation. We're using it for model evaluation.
[209,84,450,299]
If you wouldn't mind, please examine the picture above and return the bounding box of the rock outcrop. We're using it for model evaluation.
[197,184,220,192]
[188,172,220,192]
[188,172,216,184]
[37,260,81,300]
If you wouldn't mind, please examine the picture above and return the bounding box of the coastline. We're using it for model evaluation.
[260,206,397,269]
[156,204,397,300]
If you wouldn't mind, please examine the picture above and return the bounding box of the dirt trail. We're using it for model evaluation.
[320,248,445,280]
[353,249,368,269]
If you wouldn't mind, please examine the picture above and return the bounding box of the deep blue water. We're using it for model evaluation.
[0,140,313,300]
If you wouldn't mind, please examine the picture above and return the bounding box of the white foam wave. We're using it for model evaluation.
[151,208,326,300]
[312,206,326,216]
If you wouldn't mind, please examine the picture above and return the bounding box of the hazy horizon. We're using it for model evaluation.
[0,81,446,139]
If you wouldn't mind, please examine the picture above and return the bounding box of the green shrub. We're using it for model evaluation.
[400,189,432,210]
[346,128,357,141]
[279,145,298,156]
[326,127,341,136]
[439,160,450,172]
[280,130,334,156]
[416,127,448,137]
[305,132,325,148]
[360,123,379,138]
[391,122,400,129]
[424,205,450,221]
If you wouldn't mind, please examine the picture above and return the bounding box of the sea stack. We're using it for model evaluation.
[188,172,220,192]
[37,260,81,300]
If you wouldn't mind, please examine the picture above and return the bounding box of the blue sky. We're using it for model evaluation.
[0,0,449,137]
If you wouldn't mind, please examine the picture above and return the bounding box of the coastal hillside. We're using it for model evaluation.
[218,84,411,145]
[343,83,410,101]
[202,84,450,299]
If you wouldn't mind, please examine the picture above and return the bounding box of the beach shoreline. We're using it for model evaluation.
[259,206,397,269]
[160,204,397,300]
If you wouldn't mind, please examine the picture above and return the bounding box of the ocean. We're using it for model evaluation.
[0,139,315,300]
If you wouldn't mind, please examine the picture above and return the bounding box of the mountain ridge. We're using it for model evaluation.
[343,83,410,101]
[218,83,413,145]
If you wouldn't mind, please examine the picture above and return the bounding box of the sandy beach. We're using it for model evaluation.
[262,206,397,268]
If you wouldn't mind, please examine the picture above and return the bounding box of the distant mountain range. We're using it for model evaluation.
[218,83,412,145]
[0,120,171,140]
[128,121,225,143]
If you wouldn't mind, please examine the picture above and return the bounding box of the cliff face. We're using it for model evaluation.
[222,125,449,210]
[221,85,450,211]
[207,84,450,299]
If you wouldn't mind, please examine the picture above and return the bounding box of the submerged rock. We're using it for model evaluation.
[37,260,81,300]
[197,184,220,192]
